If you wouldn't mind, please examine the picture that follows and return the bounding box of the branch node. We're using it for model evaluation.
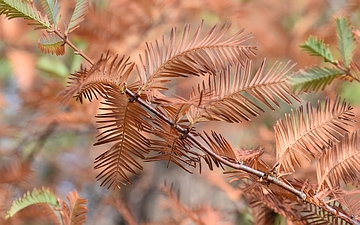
[179,127,192,140]
[128,93,139,103]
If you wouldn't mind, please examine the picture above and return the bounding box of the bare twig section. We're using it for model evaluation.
[53,29,94,65]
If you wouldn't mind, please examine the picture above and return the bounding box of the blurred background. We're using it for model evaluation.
[1,0,360,224]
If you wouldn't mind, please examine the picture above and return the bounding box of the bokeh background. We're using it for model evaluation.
[1,0,360,224]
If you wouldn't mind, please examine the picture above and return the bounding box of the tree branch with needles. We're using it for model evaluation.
[55,29,359,224]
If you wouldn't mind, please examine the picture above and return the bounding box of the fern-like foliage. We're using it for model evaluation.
[295,201,350,225]
[202,131,240,163]
[0,0,51,29]
[93,88,152,189]
[245,182,353,224]
[5,188,88,225]
[245,185,299,224]
[187,59,300,125]
[5,187,59,219]
[144,105,223,172]
[275,96,356,173]
[61,190,88,225]
[146,118,202,173]
[316,130,360,190]
[335,16,356,67]
[60,52,134,104]
[39,0,60,28]
[0,0,89,57]
[38,32,65,55]
[299,36,335,63]
[4,6,359,221]
[136,21,256,100]
[287,66,344,94]
[288,16,359,94]
[338,189,360,221]
[65,0,88,34]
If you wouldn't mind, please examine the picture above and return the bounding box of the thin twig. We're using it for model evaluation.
[333,60,360,82]
[53,29,94,65]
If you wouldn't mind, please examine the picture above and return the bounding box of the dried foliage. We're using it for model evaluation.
[275,96,356,173]
[137,21,256,100]
[187,59,300,125]
[60,52,134,104]
[1,0,360,224]
[146,118,202,173]
[61,190,88,225]
[94,87,152,188]
[316,130,360,190]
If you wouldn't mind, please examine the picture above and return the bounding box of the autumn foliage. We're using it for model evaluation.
[1,0,360,224]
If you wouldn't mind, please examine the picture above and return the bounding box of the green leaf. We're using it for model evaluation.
[299,36,335,63]
[0,0,51,29]
[38,32,65,55]
[5,187,59,219]
[39,0,60,27]
[287,66,344,94]
[335,16,356,67]
[66,0,88,34]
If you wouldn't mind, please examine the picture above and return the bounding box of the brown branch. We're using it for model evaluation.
[125,88,360,225]
[53,29,360,225]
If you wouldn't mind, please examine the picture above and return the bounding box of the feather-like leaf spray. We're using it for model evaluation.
[187,59,300,125]
[66,0,88,34]
[94,87,152,189]
[39,0,60,27]
[60,52,134,104]
[337,189,360,221]
[5,187,59,219]
[275,96,355,173]
[317,130,360,190]
[146,117,201,173]
[61,190,88,225]
[299,36,335,63]
[137,21,256,100]
[0,0,51,29]
[287,66,344,94]
[202,131,239,163]
[335,16,356,67]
